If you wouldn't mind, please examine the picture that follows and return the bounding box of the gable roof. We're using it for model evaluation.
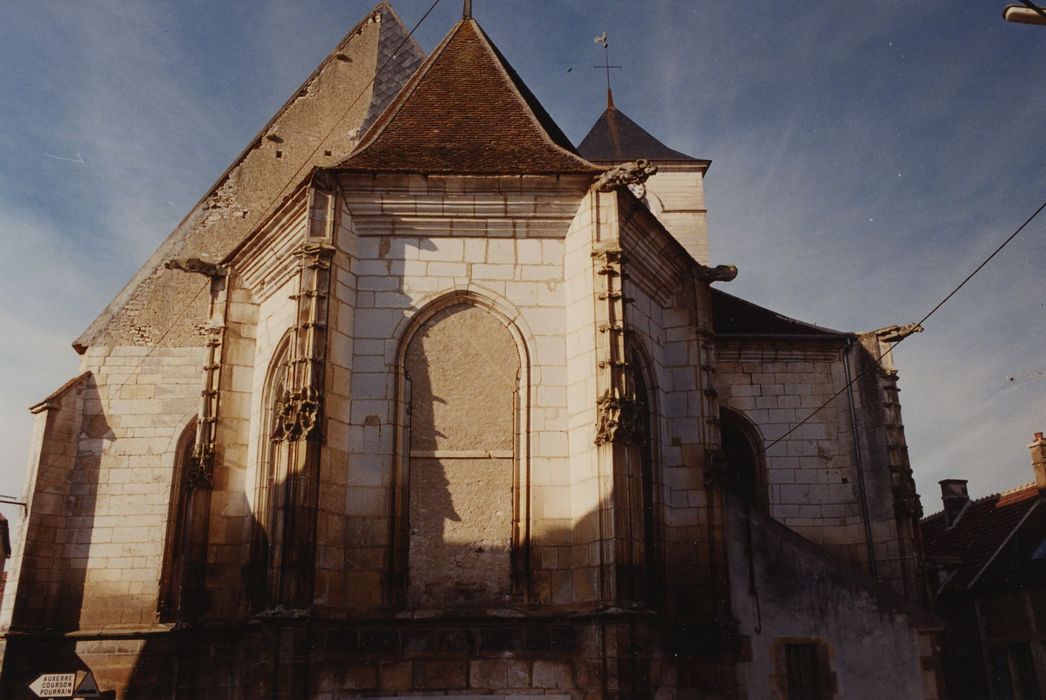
[578,102,708,165]
[339,19,599,174]
[711,288,848,338]
[922,483,1041,594]
[75,3,424,352]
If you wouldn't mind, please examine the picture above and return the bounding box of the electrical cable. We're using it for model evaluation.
[237,0,444,234]
[90,0,447,400]
[759,195,1046,456]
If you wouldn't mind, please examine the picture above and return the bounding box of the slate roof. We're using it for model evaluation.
[922,483,1042,594]
[340,19,598,175]
[711,288,848,338]
[578,102,708,165]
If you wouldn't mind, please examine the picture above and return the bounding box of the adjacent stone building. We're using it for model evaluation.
[1,4,941,698]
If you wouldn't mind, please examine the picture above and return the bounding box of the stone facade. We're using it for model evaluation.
[1,5,938,699]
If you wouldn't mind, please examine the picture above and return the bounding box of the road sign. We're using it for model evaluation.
[73,671,100,697]
[27,670,99,698]
[28,673,74,698]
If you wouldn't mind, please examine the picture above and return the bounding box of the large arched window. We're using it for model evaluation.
[248,334,294,611]
[393,298,526,608]
[618,345,661,604]
[720,407,768,511]
[159,418,209,621]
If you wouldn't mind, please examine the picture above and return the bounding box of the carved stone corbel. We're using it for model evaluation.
[271,386,322,443]
[595,390,647,446]
[186,440,215,489]
[595,159,659,193]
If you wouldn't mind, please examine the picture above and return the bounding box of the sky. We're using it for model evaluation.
[1,0,1044,528]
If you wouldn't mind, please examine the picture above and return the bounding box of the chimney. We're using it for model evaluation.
[939,479,970,527]
[1028,432,1046,494]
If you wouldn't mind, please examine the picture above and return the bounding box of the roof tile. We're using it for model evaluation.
[341,19,599,175]
[922,483,1040,593]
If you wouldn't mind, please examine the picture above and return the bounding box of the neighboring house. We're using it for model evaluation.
[922,434,1046,699]
[0,3,941,698]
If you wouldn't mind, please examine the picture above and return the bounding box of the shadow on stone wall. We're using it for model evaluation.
[2,375,119,699]
[109,452,733,699]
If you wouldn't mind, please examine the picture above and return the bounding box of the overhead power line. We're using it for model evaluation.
[759,195,1046,456]
[97,0,447,392]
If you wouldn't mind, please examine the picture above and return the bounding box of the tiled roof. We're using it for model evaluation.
[578,102,708,164]
[340,19,599,175]
[922,483,1041,594]
[711,288,848,338]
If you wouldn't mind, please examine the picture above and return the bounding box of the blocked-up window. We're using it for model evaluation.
[403,303,521,608]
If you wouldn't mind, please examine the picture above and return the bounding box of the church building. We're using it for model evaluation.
[1,4,941,698]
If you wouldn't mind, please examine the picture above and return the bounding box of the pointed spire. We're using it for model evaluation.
[578,104,706,164]
[594,32,618,110]
[340,18,597,174]
[463,0,472,19]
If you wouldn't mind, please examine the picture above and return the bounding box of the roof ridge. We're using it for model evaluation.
[922,481,1038,523]
[999,480,1037,497]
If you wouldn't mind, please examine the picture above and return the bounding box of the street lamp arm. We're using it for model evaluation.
[1004,2,1046,24]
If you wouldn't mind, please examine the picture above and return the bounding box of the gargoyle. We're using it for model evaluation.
[163,257,227,278]
[874,322,923,343]
[695,263,738,283]
[595,159,659,193]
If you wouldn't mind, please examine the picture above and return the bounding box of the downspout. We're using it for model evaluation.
[843,339,877,579]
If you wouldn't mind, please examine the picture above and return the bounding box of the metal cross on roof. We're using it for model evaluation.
[593,32,622,108]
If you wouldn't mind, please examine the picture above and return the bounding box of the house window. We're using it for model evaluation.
[775,639,834,700]
[786,643,825,700]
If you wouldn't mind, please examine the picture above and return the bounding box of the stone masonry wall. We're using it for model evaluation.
[716,340,872,571]
[335,174,586,610]
[644,166,709,265]
[5,345,204,633]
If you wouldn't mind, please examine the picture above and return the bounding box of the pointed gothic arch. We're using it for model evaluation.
[618,338,663,604]
[389,291,531,607]
[248,331,295,611]
[719,406,769,512]
[158,417,210,621]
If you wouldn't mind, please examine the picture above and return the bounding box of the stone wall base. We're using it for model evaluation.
[0,615,740,699]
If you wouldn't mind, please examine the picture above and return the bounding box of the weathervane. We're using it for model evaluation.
[594,32,621,108]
